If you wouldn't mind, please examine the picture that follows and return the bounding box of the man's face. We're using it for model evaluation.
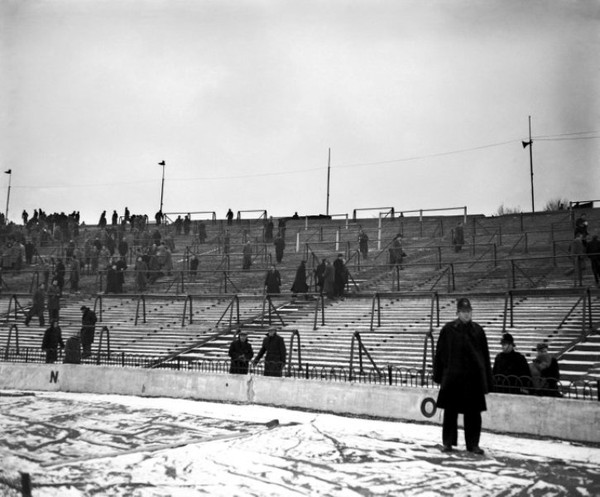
[501,342,513,353]
[457,309,472,323]
[240,334,247,342]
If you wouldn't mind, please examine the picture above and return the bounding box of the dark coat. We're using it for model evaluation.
[433,318,493,413]
[64,336,82,364]
[264,269,281,294]
[228,338,254,374]
[255,333,286,377]
[492,349,531,393]
[291,262,308,294]
[42,325,64,351]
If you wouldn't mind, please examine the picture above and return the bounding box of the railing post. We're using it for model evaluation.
[437,246,442,270]
[510,290,514,328]
[493,244,497,267]
[388,364,393,386]
[524,233,529,254]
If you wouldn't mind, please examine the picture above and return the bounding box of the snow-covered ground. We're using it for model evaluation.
[1,390,599,496]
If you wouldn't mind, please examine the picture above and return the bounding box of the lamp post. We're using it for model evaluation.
[158,161,166,214]
[4,169,12,222]
[522,116,534,213]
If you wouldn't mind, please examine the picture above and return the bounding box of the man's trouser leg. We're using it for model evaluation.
[442,408,459,447]
[464,410,482,450]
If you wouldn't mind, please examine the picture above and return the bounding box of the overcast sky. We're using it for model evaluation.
[1,0,598,224]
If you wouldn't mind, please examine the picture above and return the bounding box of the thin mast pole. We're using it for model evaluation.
[326,148,331,216]
[528,116,534,213]
[159,161,165,213]
[5,171,11,221]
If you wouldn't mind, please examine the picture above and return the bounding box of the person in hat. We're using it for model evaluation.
[433,297,493,455]
[529,343,561,397]
[80,305,98,359]
[492,333,531,394]
[228,330,254,375]
[253,328,286,377]
[41,320,64,364]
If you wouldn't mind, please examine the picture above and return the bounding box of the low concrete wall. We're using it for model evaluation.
[1,363,598,444]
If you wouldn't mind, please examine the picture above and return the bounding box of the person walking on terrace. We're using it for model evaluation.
[492,333,531,394]
[253,328,286,377]
[264,264,281,294]
[47,279,61,323]
[41,320,64,364]
[358,229,369,259]
[228,330,254,374]
[291,260,309,297]
[80,305,98,359]
[25,283,46,327]
[433,297,493,455]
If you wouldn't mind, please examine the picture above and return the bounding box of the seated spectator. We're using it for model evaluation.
[492,333,531,394]
[529,343,561,397]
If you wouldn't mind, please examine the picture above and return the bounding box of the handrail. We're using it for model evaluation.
[96,326,110,365]
[5,324,20,358]
[313,294,326,330]
[181,294,193,327]
[216,295,240,328]
[286,329,302,377]
[134,294,146,325]
[6,295,26,323]
[349,331,384,380]
[509,260,537,289]
[93,295,103,322]
[369,293,381,331]
[421,330,435,387]
[260,295,285,327]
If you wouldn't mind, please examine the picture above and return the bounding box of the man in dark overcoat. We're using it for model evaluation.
[228,330,254,374]
[80,305,98,358]
[433,297,492,454]
[253,328,286,377]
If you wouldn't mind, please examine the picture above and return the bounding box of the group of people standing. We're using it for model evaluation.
[433,297,562,456]
[228,328,286,377]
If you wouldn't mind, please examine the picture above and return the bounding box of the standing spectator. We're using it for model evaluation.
[226,208,234,225]
[80,305,97,359]
[586,234,600,287]
[155,210,163,225]
[242,241,252,270]
[115,257,127,292]
[278,218,287,240]
[333,254,348,299]
[24,238,35,265]
[63,333,82,364]
[453,221,465,252]
[111,210,118,226]
[106,264,120,293]
[41,320,64,364]
[492,333,531,394]
[98,211,107,228]
[314,258,326,294]
[54,258,66,295]
[183,214,192,235]
[25,283,46,327]
[135,256,148,292]
[529,343,561,397]
[118,237,129,258]
[433,297,493,455]
[47,280,61,323]
[358,229,369,259]
[228,330,254,374]
[323,259,335,299]
[291,260,309,297]
[22,209,29,225]
[198,221,207,244]
[189,254,199,280]
[389,234,404,266]
[253,328,286,377]
[574,213,589,241]
[264,217,274,243]
[273,232,285,263]
[264,264,281,294]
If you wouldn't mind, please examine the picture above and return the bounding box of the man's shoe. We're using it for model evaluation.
[441,445,453,453]
[468,446,484,455]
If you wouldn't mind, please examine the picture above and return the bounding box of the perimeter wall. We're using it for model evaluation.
[1,363,598,444]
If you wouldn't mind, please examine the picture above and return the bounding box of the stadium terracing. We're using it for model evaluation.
[1,204,599,397]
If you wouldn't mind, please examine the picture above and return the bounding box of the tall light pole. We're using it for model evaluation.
[522,116,534,212]
[4,169,12,222]
[326,148,331,216]
[158,160,166,214]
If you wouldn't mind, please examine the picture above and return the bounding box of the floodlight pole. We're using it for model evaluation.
[326,148,331,216]
[527,116,534,213]
[159,161,166,213]
[4,169,12,222]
